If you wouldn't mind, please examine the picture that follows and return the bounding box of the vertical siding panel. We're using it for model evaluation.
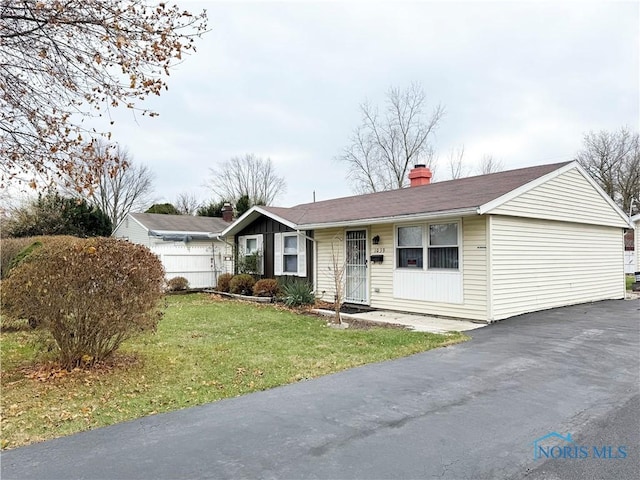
[490,215,625,320]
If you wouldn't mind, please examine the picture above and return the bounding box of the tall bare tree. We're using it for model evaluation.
[175,192,200,215]
[339,83,444,193]
[208,154,286,206]
[477,155,505,175]
[64,142,155,227]
[0,1,207,189]
[576,127,640,215]
[447,146,467,180]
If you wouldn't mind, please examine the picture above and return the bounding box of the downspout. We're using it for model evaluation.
[216,234,236,275]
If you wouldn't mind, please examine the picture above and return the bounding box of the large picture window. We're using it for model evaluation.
[396,222,460,270]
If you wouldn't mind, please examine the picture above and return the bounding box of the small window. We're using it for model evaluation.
[428,223,458,269]
[283,235,298,273]
[397,226,423,268]
[245,238,258,254]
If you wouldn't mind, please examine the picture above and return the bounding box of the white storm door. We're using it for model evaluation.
[345,229,368,304]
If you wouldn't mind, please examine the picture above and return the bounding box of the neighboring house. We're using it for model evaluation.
[632,214,640,272]
[221,161,632,322]
[624,227,636,274]
[113,212,234,288]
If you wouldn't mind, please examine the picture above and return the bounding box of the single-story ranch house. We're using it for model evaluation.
[113,212,234,288]
[221,161,632,322]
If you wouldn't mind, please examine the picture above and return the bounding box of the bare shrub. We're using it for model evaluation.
[167,276,189,292]
[229,274,256,295]
[1,237,165,369]
[216,273,234,293]
[253,278,280,297]
[0,237,33,279]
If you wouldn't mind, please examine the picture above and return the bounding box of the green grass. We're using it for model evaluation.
[626,275,635,291]
[0,294,467,449]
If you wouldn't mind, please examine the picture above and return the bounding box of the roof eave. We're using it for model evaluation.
[220,206,299,238]
[149,230,220,237]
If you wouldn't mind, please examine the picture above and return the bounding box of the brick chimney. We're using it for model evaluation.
[408,164,432,187]
[221,202,233,222]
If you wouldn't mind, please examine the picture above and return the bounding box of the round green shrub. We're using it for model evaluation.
[229,274,256,295]
[1,236,165,369]
[216,273,234,293]
[253,278,280,297]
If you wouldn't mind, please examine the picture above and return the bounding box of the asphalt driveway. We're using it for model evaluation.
[2,299,639,479]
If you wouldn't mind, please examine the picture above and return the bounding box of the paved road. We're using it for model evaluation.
[2,300,639,479]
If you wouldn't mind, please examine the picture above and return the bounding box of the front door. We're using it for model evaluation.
[345,229,368,304]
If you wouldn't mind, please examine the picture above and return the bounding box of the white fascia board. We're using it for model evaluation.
[220,206,299,238]
[631,214,640,226]
[478,162,576,215]
[299,208,478,230]
[149,230,217,237]
[253,206,299,230]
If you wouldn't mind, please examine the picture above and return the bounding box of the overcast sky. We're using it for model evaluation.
[105,0,639,208]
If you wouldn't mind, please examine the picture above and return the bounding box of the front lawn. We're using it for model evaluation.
[1,294,467,449]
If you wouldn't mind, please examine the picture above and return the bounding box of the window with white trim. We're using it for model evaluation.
[396,226,423,268]
[274,232,307,277]
[396,222,460,270]
[283,234,298,273]
[428,223,459,269]
[237,234,263,274]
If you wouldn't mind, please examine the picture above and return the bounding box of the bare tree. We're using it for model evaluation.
[207,154,286,206]
[63,142,155,227]
[338,83,444,193]
[447,146,467,180]
[576,127,640,215]
[477,155,505,175]
[175,192,200,216]
[0,1,207,189]
[328,233,347,325]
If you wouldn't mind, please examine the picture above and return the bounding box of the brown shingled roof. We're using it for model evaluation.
[130,213,230,234]
[262,162,572,227]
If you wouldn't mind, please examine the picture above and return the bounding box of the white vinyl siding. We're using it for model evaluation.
[489,168,629,228]
[112,216,151,246]
[314,228,346,302]
[489,215,625,321]
[360,216,487,321]
[274,232,307,277]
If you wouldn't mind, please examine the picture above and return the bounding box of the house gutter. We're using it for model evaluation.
[298,207,479,230]
[215,234,235,249]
